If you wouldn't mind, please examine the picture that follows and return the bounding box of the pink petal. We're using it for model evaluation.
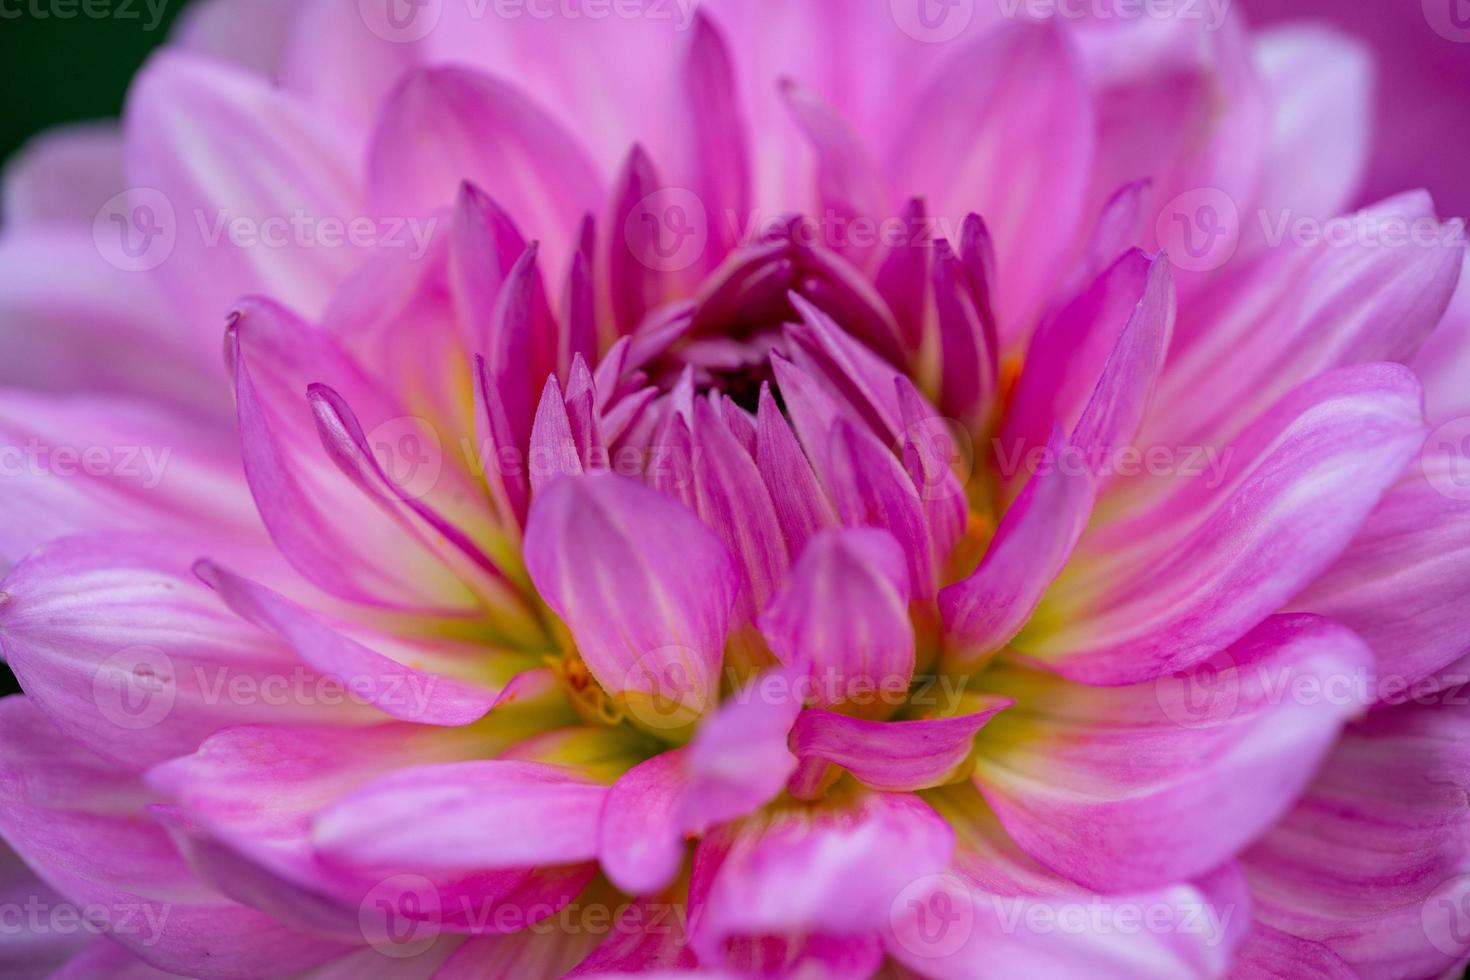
[523,473,737,728]
[754,383,838,556]
[367,66,601,276]
[2,122,122,227]
[940,427,1095,670]
[889,21,1095,334]
[125,52,363,323]
[0,698,350,976]
[759,528,915,712]
[1241,695,1470,977]
[691,792,953,966]
[313,761,606,871]
[789,699,1011,796]
[193,560,500,726]
[887,787,1250,979]
[229,297,478,614]
[1025,363,1427,684]
[975,614,1372,891]
[0,534,375,770]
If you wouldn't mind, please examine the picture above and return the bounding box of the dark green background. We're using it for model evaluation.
[0,2,194,696]
[0,0,194,169]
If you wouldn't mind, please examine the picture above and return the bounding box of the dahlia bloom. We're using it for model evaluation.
[2,0,1470,977]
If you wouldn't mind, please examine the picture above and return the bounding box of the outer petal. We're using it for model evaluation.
[1292,442,1470,695]
[1025,363,1427,683]
[313,761,606,871]
[1241,694,1470,978]
[0,391,254,568]
[124,53,364,323]
[193,561,501,727]
[367,66,601,276]
[523,473,738,729]
[0,534,375,771]
[887,785,1251,980]
[2,123,123,227]
[0,698,351,977]
[973,614,1372,891]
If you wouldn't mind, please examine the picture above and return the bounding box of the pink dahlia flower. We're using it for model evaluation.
[2,1,1469,977]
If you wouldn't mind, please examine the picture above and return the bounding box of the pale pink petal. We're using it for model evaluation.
[0,698,351,976]
[1025,363,1426,684]
[975,615,1371,891]
[2,123,122,227]
[125,53,364,323]
[314,761,606,871]
[1241,695,1470,978]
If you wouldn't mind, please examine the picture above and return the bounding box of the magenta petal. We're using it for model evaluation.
[755,383,838,557]
[523,472,737,725]
[529,374,583,495]
[680,13,751,269]
[691,792,954,962]
[599,749,690,897]
[194,560,499,726]
[314,760,606,871]
[759,528,915,710]
[975,614,1372,891]
[789,699,1010,794]
[940,426,1095,670]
